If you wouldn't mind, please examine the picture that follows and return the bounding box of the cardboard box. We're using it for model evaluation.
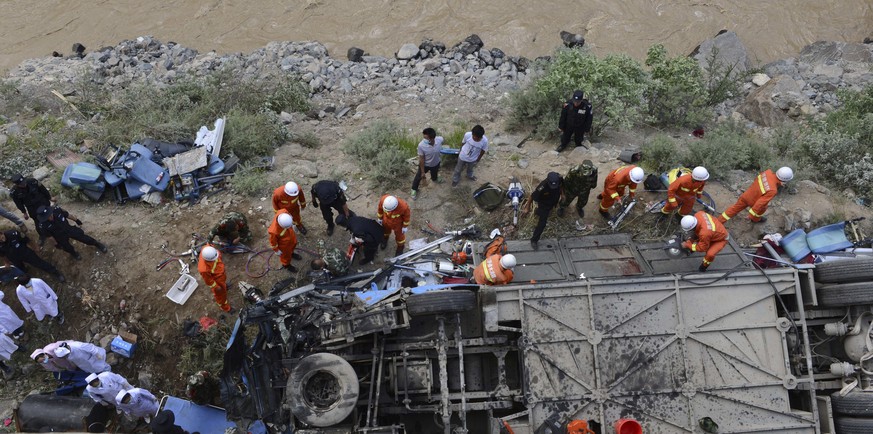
[110,331,138,358]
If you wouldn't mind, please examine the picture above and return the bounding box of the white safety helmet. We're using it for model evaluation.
[500,254,517,269]
[201,246,219,261]
[284,181,300,197]
[681,215,698,232]
[776,167,794,182]
[691,166,710,181]
[383,195,399,212]
[277,213,294,228]
[629,167,645,184]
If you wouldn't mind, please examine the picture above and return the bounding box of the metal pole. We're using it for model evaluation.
[437,317,452,434]
[455,314,468,433]
[372,339,385,425]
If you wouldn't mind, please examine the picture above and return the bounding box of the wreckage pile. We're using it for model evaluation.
[58,118,251,204]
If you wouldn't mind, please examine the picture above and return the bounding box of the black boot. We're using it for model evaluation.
[326,224,335,236]
[599,210,611,219]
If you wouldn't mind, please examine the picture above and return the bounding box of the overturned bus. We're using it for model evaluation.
[220,232,873,434]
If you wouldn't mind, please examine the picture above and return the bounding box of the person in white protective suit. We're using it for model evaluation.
[116,388,160,421]
[85,371,133,407]
[15,274,63,323]
[54,340,111,373]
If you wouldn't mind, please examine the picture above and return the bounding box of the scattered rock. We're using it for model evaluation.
[106,353,119,366]
[396,43,419,60]
[559,31,585,48]
[517,159,529,169]
[72,43,86,57]
[751,73,771,86]
[279,111,294,124]
[454,34,484,56]
[294,160,318,178]
[138,371,153,389]
[347,47,365,62]
[31,166,51,181]
[99,334,115,349]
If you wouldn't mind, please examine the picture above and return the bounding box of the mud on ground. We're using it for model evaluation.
[0,88,869,415]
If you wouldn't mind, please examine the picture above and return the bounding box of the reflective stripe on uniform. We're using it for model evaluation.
[610,192,619,199]
[757,174,767,194]
[211,260,219,273]
[667,197,677,203]
[749,209,763,218]
[720,212,731,221]
[481,261,496,283]
[704,213,717,230]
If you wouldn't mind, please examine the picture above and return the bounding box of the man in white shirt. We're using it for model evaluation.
[410,127,444,200]
[452,125,488,187]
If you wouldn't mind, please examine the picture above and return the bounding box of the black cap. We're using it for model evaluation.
[36,206,51,222]
[572,90,584,100]
[10,174,24,184]
[152,410,176,428]
[546,172,562,189]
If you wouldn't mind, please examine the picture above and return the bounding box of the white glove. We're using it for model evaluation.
[277,250,283,256]
[489,228,501,239]
[402,227,408,234]
[354,237,364,244]
[377,219,383,226]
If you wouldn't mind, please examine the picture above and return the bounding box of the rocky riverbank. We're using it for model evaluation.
[6,31,873,132]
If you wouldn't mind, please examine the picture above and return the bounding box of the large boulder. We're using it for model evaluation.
[736,75,803,127]
[691,30,751,78]
[798,41,873,65]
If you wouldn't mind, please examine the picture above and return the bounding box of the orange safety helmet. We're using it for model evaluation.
[451,251,468,265]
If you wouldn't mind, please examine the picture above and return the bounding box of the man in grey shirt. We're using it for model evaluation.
[452,124,488,187]
[410,127,443,200]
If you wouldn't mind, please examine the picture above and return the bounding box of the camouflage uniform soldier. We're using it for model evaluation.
[208,212,252,245]
[322,247,350,277]
[558,160,598,218]
[311,240,349,278]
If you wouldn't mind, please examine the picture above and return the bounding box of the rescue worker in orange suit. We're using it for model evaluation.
[660,166,710,218]
[597,165,645,219]
[269,212,302,273]
[718,167,793,224]
[272,181,308,235]
[473,234,516,285]
[681,212,729,272]
[198,245,232,313]
[377,195,410,256]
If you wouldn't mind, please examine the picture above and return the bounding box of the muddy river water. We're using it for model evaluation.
[0,0,870,72]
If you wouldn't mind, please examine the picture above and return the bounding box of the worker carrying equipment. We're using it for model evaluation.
[661,166,709,216]
[198,245,231,312]
[272,181,308,235]
[681,211,729,272]
[269,212,301,272]
[598,165,644,219]
[718,167,792,224]
[377,194,411,256]
[473,235,515,285]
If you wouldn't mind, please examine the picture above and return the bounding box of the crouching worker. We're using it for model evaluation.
[207,212,252,246]
[473,233,516,286]
[336,213,383,266]
[681,211,729,272]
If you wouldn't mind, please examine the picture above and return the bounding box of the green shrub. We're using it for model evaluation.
[0,115,83,179]
[508,48,648,139]
[645,44,710,127]
[230,169,268,197]
[73,68,305,162]
[342,121,417,187]
[223,109,288,162]
[793,130,873,197]
[682,122,773,177]
[640,135,680,173]
[700,48,745,106]
[820,87,873,145]
[294,130,321,148]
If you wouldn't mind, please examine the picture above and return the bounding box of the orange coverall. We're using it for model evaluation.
[272,186,307,228]
[377,195,411,250]
[599,165,640,212]
[661,174,706,216]
[718,169,782,223]
[198,246,230,312]
[268,214,299,267]
[473,236,514,285]
[682,211,729,268]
